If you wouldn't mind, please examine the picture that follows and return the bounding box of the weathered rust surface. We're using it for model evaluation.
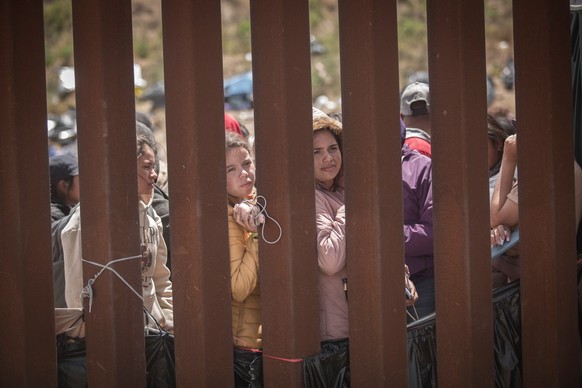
[426,0,494,386]
[0,0,58,385]
[513,0,579,385]
[338,0,408,385]
[162,0,234,386]
[250,0,321,385]
[72,0,146,385]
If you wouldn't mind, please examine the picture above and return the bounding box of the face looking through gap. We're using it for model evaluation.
[137,144,157,203]
[313,129,342,189]
[226,146,256,199]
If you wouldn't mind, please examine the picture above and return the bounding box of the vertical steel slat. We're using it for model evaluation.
[426,0,494,386]
[337,0,408,385]
[250,0,321,385]
[0,0,58,385]
[513,0,579,385]
[71,0,146,385]
[161,0,234,386]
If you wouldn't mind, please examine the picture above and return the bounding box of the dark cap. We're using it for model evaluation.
[49,154,79,189]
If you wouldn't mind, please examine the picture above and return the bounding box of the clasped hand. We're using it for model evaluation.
[490,224,511,247]
[233,202,265,233]
[405,265,419,307]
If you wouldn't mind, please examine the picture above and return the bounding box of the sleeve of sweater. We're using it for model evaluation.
[228,206,260,303]
[61,209,84,309]
[403,158,434,257]
[490,140,519,228]
[315,191,346,276]
[151,212,174,325]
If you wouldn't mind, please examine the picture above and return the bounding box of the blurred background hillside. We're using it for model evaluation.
[43,0,516,133]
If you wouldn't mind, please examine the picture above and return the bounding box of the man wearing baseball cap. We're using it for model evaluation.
[49,153,80,221]
[400,82,432,158]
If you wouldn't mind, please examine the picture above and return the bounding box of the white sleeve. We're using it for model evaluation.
[61,209,84,309]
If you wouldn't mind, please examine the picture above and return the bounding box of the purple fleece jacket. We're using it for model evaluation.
[401,144,434,276]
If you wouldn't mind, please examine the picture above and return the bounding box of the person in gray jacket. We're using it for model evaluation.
[49,153,80,222]
[61,121,173,337]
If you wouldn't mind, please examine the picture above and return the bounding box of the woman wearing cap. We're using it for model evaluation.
[49,154,81,222]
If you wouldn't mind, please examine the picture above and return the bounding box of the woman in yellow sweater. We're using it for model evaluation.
[225,131,263,386]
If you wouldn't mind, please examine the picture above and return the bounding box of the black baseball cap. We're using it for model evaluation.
[49,154,79,189]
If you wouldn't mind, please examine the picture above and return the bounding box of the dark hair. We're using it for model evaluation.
[136,121,158,158]
[240,124,250,139]
[136,111,153,130]
[488,107,516,136]
[50,175,75,200]
[225,131,252,156]
[487,114,508,146]
[498,117,517,136]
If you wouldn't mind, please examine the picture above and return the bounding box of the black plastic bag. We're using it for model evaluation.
[302,280,522,388]
[145,330,176,388]
[303,338,350,388]
[56,332,175,388]
[492,281,522,388]
[407,313,437,388]
[57,334,87,388]
[406,281,522,388]
[234,347,263,387]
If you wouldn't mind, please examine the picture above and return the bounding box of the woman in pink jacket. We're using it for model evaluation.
[312,108,349,341]
[311,110,419,340]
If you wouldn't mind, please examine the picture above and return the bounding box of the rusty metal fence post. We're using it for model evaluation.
[250,0,321,385]
[71,0,146,385]
[337,0,409,385]
[161,0,234,386]
[513,0,579,385]
[426,0,495,386]
[0,0,58,385]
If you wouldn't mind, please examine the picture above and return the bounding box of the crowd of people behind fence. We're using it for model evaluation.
[47,81,582,386]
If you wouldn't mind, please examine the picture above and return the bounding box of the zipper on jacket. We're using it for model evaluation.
[342,278,348,301]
